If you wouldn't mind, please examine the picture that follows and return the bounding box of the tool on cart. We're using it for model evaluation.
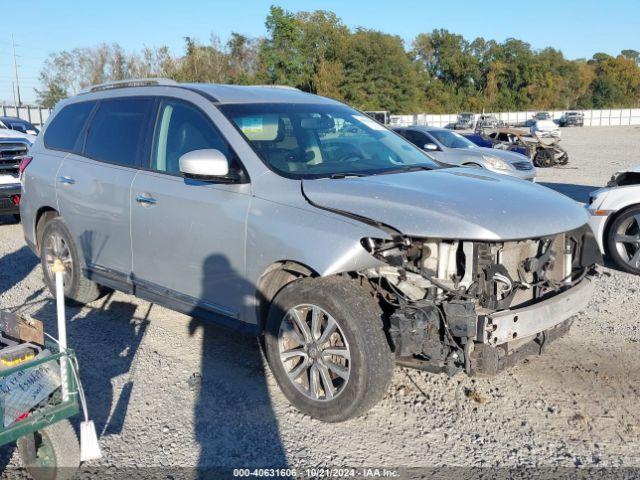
[0,257,101,479]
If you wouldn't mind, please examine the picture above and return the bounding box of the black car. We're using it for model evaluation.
[0,116,39,135]
[559,111,584,127]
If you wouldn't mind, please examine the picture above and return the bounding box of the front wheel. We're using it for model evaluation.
[264,276,394,422]
[17,420,80,480]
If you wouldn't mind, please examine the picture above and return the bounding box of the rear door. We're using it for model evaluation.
[130,98,252,320]
[56,97,155,285]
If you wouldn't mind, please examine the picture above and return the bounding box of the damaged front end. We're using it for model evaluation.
[360,226,601,377]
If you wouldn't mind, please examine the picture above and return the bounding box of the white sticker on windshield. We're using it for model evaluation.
[240,116,264,134]
[352,115,386,131]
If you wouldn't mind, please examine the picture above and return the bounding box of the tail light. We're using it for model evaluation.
[11,194,20,206]
[18,156,33,175]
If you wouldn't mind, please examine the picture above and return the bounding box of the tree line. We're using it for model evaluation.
[37,6,640,113]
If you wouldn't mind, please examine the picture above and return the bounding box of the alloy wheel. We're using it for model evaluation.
[614,213,640,270]
[43,232,73,291]
[278,304,351,401]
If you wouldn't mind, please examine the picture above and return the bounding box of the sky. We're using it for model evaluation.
[1,0,638,104]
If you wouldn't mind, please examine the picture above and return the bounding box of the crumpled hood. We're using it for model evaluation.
[303,168,588,240]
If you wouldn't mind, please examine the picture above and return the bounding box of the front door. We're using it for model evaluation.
[130,99,251,320]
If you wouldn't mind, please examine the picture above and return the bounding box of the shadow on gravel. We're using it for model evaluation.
[0,245,38,293]
[188,255,288,473]
[31,293,150,436]
[540,182,597,203]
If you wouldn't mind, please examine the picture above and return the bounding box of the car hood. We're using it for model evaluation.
[302,168,587,240]
[463,147,529,164]
[0,128,35,144]
[533,119,558,130]
[481,147,530,163]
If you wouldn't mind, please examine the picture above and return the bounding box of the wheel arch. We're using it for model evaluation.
[34,206,59,255]
[255,260,318,330]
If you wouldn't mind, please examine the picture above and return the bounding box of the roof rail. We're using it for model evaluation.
[79,78,178,94]
[251,84,300,91]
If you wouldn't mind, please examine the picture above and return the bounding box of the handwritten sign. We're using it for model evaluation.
[0,351,61,427]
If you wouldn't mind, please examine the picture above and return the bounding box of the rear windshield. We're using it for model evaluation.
[219,103,437,178]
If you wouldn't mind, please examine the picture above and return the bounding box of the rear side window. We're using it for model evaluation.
[44,101,95,152]
[84,98,154,167]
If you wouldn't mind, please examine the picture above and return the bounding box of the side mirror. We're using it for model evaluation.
[423,143,438,151]
[179,149,233,181]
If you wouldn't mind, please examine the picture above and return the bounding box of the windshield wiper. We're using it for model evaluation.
[377,164,434,175]
[328,172,369,179]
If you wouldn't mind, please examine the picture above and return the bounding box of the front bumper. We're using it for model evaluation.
[0,183,20,214]
[478,276,594,346]
[468,277,594,375]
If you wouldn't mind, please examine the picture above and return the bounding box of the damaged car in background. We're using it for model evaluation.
[22,81,601,423]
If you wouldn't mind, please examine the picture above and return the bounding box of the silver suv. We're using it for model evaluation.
[21,79,600,422]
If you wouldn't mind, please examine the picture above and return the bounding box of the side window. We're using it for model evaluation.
[152,100,231,175]
[84,98,154,166]
[404,130,427,147]
[44,101,95,152]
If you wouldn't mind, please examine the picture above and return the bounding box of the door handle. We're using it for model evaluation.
[58,176,75,185]
[135,194,157,205]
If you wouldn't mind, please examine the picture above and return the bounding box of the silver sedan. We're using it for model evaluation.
[394,125,536,181]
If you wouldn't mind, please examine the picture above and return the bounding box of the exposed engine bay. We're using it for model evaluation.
[360,225,601,376]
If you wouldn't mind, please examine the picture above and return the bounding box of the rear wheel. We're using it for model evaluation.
[606,205,640,275]
[40,217,103,304]
[17,420,80,480]
[264,276,394,422]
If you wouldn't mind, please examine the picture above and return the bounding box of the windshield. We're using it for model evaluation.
[220,103,438,178]
[429,130,477,149]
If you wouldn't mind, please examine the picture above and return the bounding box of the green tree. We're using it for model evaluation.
[342,29,422,112]
[35,82,67,108]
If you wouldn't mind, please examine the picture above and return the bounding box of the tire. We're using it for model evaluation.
[606,205,640,275]
[40,217,103,304]
[17,420,80,480]
[264,276,394,422]
[533,149,554,168]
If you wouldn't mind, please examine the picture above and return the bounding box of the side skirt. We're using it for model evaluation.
[84,266,260,336]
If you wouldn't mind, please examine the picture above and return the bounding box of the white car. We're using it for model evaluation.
[530,118,561,138]
[588,166,640,274]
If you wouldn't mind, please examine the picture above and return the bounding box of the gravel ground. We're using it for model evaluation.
[0,126,639,476]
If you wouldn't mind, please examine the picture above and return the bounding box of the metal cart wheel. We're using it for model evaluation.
[17,419,80,480]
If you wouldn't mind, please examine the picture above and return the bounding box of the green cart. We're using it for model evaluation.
[0,339,81,480]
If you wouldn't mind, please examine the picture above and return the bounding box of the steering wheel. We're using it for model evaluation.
[334,146,365,163]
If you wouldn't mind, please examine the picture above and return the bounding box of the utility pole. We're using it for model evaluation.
[11,34,21,106]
